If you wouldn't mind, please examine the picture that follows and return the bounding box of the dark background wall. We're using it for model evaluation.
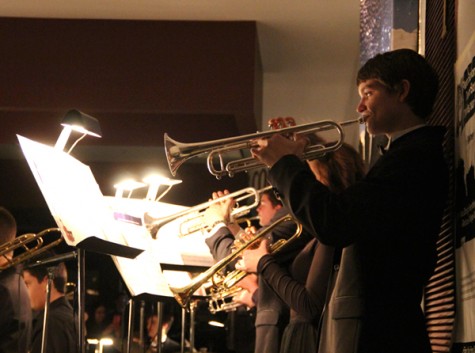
[0,17,262,232]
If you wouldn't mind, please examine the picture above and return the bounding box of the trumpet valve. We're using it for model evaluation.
[267,116,296,130]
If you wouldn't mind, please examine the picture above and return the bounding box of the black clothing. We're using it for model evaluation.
[146,337,181,353]
[205,207,312,353]
[268,126,449,353]
[257,239,334,353]
[0,266,32,353]
[30,296,77,353]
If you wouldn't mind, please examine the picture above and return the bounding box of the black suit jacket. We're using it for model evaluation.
[30,297,77,353]
[268,126,449,353]
[0,267,32,353]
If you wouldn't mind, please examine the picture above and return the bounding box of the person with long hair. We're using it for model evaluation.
[237,143,366,353]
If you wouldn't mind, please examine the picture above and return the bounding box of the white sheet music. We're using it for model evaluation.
[18,135,144,258]
[105,197,214,297]
[154,218,216,267]
[106,196,215,267]
[110,240,175,298]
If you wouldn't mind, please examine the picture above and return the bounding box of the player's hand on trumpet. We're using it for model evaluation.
[233,225,256,248]
[235,238,271,273]
[203,189,236,230]
[233,290,256,309]
[232,274,258,309]
[251,134,308,168]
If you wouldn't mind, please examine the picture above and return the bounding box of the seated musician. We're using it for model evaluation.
[22,250,77,353]
[0,207,32,353]
[145,308,180,353]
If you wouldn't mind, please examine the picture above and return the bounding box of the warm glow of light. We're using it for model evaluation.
[100,338,114,346]
[114,180,147,191]
[114,179,147,198]
[143,174,182,186]
[143,174,182,201]
[208,320,225,328]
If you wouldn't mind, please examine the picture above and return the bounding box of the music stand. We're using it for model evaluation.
[18,135,146,353]
[108,196,215,353]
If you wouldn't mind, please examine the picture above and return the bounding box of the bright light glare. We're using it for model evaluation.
[100,338,113,346]
[114,179,147,198]
[143,174,182,201]
[66,124,91,135]
[208,320,225,328]
[114,180,147,191]
[143,174,182,186]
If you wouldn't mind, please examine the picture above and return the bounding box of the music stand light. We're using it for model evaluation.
[143,174,182,201]
[208,320,225,328]
[55,109,102,152]
[114,180,147,199]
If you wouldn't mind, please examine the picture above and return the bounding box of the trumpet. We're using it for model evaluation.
[0,228,63,272]
[234,215,260,229]
[169,214,302,308]
[165,117,363,178]
[144,185,272,238]
[208,285,245,314]
[207,219,294,313]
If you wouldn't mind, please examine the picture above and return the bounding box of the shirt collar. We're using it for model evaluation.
[386,123,426,150]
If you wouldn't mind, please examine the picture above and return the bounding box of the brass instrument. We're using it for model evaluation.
[0,228,63,272]
[234,215,260,228]
[169,214,302,308]
[165,117,363,178]
[144,185,272,238]
[207,221,294,313]
[208,285,245,314]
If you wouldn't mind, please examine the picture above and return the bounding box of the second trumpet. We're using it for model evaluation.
[144,185,272,238]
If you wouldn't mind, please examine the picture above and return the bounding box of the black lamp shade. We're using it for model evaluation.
[61,109,102,138]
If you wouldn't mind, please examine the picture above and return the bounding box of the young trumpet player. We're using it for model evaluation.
[203,188,312,353]
[250,49,449,353]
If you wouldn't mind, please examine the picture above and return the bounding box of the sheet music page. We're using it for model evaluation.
[17,135,144,255]
[154,219,216,267]
[106,197,212,297]
[111,245,174,298]
[106,197,215,267]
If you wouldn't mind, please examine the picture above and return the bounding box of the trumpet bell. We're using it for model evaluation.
[164,133,189,177]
